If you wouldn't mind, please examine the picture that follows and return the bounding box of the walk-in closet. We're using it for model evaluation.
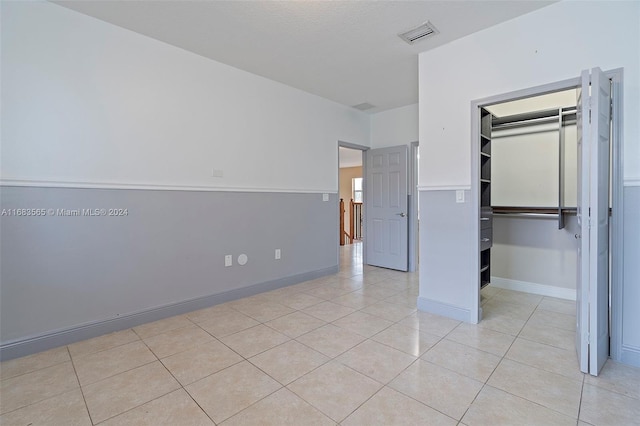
[480,89,583,301]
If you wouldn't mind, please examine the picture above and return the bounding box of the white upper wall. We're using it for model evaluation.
[418,0,639,187]
[370,104,418,148]
[1,1,370,192]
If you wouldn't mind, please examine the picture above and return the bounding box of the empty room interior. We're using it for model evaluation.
[1,1,639,425]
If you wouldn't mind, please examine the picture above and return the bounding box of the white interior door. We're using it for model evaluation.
[576,67,611,376]
[365,145,409,271]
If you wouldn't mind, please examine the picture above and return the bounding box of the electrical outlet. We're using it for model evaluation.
[275,249,281,260]
[212,169,224,178]
[224,255,232,267]
[456,190,465,203]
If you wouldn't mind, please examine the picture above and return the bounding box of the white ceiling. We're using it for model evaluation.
[54,0,555,114]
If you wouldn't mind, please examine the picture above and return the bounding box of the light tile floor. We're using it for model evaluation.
[1,243,639,425]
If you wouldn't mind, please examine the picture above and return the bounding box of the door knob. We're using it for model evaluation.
[396,213,406,217]
[575,234,581,239]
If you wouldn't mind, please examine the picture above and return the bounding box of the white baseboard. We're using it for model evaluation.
[490,277,576,301]
[417,297,475,323]
[620,344,640,369]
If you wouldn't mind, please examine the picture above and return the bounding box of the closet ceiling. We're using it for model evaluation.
[53,0,556,113]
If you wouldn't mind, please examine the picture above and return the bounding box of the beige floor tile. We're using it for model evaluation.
[384,292,418,308]
[330,279,364,293]
[264,311,327,338]
[579,383,640,426]
[249,340,329,385]
[488,359,582,418]
[302,301,356,322]
[161,340,243,385]
[462,385,576,426]
[359,271,388,285]
[82,361,180,424]
[0,361,78,415]
[133,315,193,339]
[389,359,483,420]
[185,304,234,324]
[0,388,90,426]
[477,309,527,336]
[337,340,416,384]
[287,361,382,422]
[519,321,575,351]
[373,279,414,292]
[220,324,289,358]
[197,310,260,338]
[353,284,400,300]
[492,289,544,306]
[231,301,296,323]
[186,361,281,424]
[295,324,366,358]
[222,387,334,426]
[482,299,536,321]
[360,301,416,322]
[100,389,213,426]
[332,312,393,338]
[446,323,515,356]
[585,359,640,400]
[73,340,156,386]
[528,309,576,332]
[371,323,441,357]
[68,329,139,358]
[397,311,461,337]
[0,346,70,380]
[330,292,379,309]
[302,285,352,300]
[505,337,584,381]
[538,297,576,316]
[275,292,325,310]
[342,386,457,426]
[422,339,501,382]
[143,324,215,359]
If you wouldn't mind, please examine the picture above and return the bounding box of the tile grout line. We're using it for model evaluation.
[66,345,95,425]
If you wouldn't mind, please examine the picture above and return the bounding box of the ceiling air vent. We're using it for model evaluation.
[352,102,375,111]
[398,21,439,45]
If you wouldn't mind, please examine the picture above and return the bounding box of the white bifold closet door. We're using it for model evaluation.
[576,67,611,376]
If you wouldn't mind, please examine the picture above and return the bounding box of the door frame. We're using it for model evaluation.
[469,69,624,364]
[338,141,419,272]
[409,141,420,272]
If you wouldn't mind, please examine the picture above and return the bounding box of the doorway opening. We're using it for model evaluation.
[338,144,366,273]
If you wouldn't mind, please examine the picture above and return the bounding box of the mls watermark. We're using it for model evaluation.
[1,208,129,217]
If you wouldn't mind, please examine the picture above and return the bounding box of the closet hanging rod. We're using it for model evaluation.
[492,207,578,215]
[492,106,576,127]
[492,117,576,134]
[493,212,560,219]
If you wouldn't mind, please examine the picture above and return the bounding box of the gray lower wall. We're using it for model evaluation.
[418,189,475,322]
[492,215,579,290]
[0,186,338,360]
